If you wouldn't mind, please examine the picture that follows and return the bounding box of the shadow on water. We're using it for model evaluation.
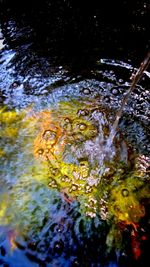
[0,1,150,266]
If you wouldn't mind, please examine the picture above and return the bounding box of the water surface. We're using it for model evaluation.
[0,2,150,266]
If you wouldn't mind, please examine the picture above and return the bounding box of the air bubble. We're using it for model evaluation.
[50,168,59,176]
[48,178,58,188]
[85,185,93,193]
[77,109,89,116]
[12,81,20,88]
[73,133,86,142]
[38,148,44,155]
[69,184,79,192]
[88,198,97,208]
[45,148,49,154]
[82,88,91,95]
[78,123,87,131]
[86,211,96,218]
[43,130,56,142]
[121,188,129,197]
[63,119,72,131]
[61,175,71,183]
[111,88,118,95]
[64,117,71,123]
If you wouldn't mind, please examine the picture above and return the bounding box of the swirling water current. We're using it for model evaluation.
[0,18,150,267]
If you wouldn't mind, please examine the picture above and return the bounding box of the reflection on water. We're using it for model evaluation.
[0,3,150,265]
[0,76,150,266]
[0,28,4,50]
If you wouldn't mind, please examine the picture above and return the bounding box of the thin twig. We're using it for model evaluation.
[107,52,150,148]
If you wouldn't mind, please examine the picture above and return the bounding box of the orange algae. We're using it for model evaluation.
[34,111,64,162]
[8,230,18,251]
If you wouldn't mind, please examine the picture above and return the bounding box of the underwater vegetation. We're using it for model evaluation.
[0,99,149,264]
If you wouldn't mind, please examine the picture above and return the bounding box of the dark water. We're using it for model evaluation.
[0,1,150,267]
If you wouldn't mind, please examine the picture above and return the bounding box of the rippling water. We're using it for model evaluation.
[0,2,150,266]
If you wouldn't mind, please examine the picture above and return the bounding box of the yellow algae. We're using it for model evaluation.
[34,115,63,159]
[0,148,6,157]
[0,100,149,238]
[0,98,149,263]
[108,175,146,224]
[0,109,25,142]
[0,109,25,126]
[2,127,18,138]
[0,201,7,218]
[0,195,10,225]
